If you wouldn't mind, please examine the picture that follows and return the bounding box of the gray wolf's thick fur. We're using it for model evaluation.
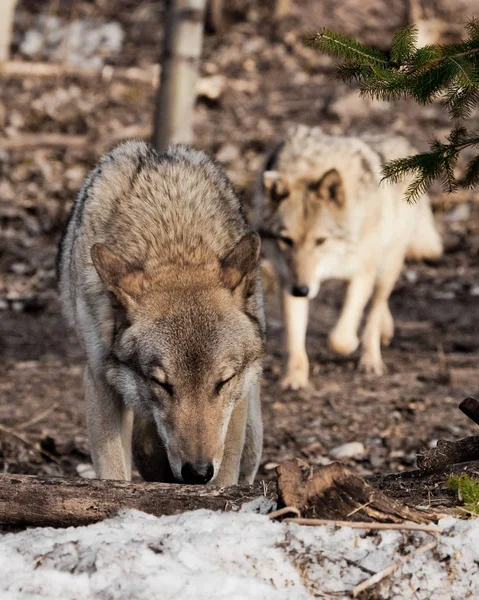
[58,141,265,484]
[254,125,442,389]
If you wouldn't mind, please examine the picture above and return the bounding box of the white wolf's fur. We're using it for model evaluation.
[254,125,442,388]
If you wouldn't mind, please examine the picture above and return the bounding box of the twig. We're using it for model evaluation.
[268,506,301,520]
[0,134,88,150]
[347,498,374,517]
[283,518,443,533]
[17,402,59,431]
[0,423,61,464]
[0,60,161,85]
[0,125,152,152]
[352,540,438,597]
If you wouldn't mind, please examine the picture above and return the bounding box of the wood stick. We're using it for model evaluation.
[352,540,438,597]
[0,473,274,528]
[17,402,59,431]
[460,397,479,427]
[283,518,442,533]
[268,506,301,520]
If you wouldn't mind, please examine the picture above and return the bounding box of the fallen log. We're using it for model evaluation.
[0,474,274,529]
[2,460,478,530]
[417,436,479,471]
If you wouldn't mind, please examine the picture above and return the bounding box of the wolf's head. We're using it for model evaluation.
[260,168,352,299]
[91,233,263,484]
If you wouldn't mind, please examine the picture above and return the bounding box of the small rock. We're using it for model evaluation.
[329,442,366,461]
[77,463,96,479]
[10,263,30,275]
[405,270,417,284]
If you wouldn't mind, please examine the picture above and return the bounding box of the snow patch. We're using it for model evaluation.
[0,510,478,599]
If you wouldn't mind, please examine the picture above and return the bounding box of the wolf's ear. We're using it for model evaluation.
[263,171,289,204]
[220,232,261,292]
[310,169,345,206]
[91,243,145,305]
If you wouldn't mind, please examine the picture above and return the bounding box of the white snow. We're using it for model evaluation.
[0,509,478,600]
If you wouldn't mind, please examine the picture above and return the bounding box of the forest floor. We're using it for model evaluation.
[1,0,478,489]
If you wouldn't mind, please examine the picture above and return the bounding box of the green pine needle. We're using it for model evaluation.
[390,25,418,64]
[306,29,387,66]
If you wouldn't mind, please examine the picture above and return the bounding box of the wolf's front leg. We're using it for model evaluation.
[214,396,249,486]
[84,366,133,480]
[281,291,309,389]
[239,383,263,484]
[328,269,376,356]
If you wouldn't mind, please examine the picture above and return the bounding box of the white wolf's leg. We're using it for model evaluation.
[360,251,405,375]
[281,291,309,389]
[214,395,248,486]
[328,268,376,356]
[380,303,394,346]
[84,366,133,480]
[239,382,263,484]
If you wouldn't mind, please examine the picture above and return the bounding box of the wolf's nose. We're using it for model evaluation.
[291,285,309,297]
[181,462,214,484]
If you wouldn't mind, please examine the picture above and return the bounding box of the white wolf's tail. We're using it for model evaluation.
[406,195,443,260]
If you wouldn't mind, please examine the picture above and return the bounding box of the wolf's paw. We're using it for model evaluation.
[358,354,386,376]
[281,365,309,390]
[328,329,359,356]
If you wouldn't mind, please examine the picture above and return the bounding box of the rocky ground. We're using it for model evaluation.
[1,0,479,489]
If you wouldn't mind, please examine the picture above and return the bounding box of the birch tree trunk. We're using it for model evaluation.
[0,0,17,63]
[153,0,207,152]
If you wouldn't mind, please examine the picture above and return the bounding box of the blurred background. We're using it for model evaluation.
[1,0,479,482]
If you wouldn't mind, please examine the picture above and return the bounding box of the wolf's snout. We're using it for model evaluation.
[181,462,214,484]
[291,284,309,297]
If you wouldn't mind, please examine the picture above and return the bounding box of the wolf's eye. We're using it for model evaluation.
[215,373,236,395]
[278,236,294,248]
[150,377,174,396]
[316,237,326,246]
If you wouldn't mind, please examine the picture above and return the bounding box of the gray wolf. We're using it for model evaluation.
[58,141,265,484]
[254,125,442,389]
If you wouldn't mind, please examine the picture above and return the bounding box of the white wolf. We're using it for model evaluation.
[254,125,442,389]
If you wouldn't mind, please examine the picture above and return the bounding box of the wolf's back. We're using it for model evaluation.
[57,141,250,330]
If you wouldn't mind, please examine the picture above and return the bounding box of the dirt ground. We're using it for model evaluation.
[1,0,478,484]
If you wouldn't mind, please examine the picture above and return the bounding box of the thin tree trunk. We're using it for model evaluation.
[153,0,207,152]
[0,0,17,63]
[205,0,223,33]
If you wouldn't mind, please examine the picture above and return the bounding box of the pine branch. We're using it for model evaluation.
[307,20,479,200]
